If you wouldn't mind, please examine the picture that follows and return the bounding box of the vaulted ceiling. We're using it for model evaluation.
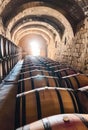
[0,0,87,45]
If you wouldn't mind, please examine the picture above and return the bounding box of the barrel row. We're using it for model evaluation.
[15,55,88,90]
[21,56,77,75]
[15,57,88,130]
[18,68,88,90]
[0,35,22,83]
[15,86,88,129]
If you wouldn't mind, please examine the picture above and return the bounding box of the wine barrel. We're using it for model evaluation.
[15,87,80,128]
[22,63,43,67]
[45,62,60,66]
[23,59,40,64]
[21,64,45,69]
[49,65,68,71]
[54,68,77,78]
[19,69,54,79]
[20,66,48,72]
[16,114,88,130]
[76,87,88,113]
[18,75,61,93]
[62,74,88,89]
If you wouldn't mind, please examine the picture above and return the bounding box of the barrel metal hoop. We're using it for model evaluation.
[15,97,20,129]
[42,118,52,130]
[55,88,64,113]
[64,78,71,88]
[45,76,50,87]
[75,114,88,128]
[74,91,83,113]
[22,95,26,126]
[35,90,42,120]
[67,90,79,113]
[67,78,74,89]
[31,74,35,89]
[73,76,80,88]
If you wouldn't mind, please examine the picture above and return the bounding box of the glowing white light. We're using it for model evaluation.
[30,40,40,56]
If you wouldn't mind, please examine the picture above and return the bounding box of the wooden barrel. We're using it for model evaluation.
[23,61,41,64]
[46,62,60,67]
[21,64,45,69]
[15,87,80,128]
[76,87,88,113]
[19,69,54,79]
[23,59,40,64]
[49,65,68,71]
[62,74,88,89]
[16,114,88,130]
[21,63,44,68]
[18,75,61,93]
[54,68,77,78]
[20,66,48,72]
[23,61,33,65]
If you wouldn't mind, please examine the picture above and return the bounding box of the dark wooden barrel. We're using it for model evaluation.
[54,68,77,78]
[16,114,88,130]
[15,87,80,128]
[23,59,40,64]
[49,65,68,71]
[62,74,88,89]
[46,62,60,66]
[18,75,61,93]
[19,69,54,79]
[21,63,44,68]
[20,66,48,72]
[76,86,88,113]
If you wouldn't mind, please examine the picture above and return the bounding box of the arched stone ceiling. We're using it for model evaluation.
[11,15,65,39]
[15,30,50,46]
[8,6,74,46]
[1,0,85,27]
[75,0,88,16]
[0,0,84,45]
[11,21,63,45]
[12,23,60,45]
[7,6,74,40]
[0,0,87,17]
[12,24,56,41]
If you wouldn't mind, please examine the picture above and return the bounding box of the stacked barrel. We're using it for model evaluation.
[14,55,88,130]
[0,35,22,83]
[0,45,88,130]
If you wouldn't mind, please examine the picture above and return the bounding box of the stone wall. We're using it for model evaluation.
[53,17,88,74]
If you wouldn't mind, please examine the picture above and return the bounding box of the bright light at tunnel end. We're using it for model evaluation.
[30,40,40,56]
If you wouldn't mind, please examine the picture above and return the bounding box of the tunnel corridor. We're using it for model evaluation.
[0,0,88,130]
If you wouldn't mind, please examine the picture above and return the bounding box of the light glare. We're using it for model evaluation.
[30,40,40,56]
